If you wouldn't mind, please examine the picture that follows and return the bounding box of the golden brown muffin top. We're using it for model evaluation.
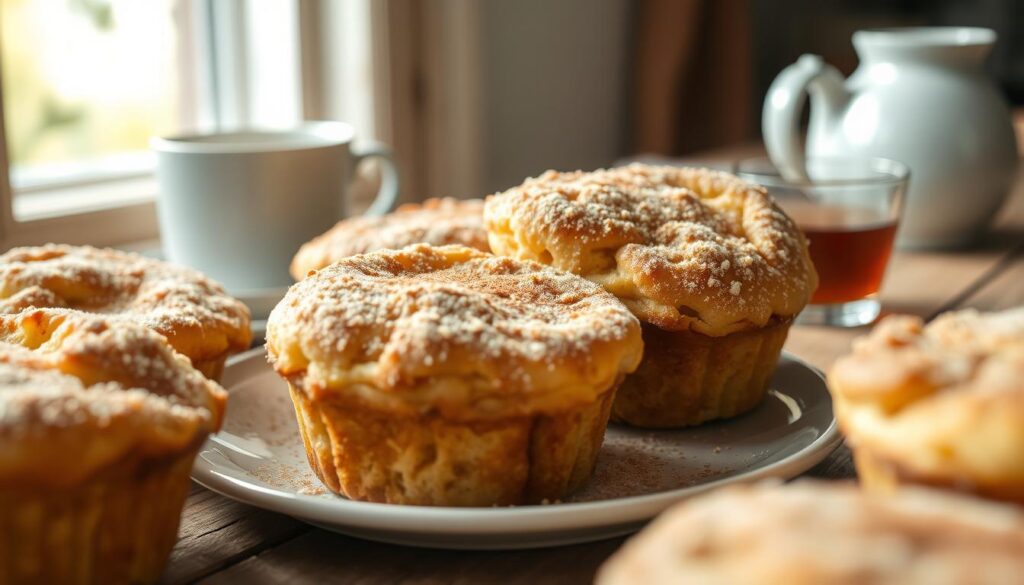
[828,308,1024,487]
[598,481,1024,585]
[290,198,489,279]
[0,309,226,488]
[484,164,817,336]
[267,244,643,420]
[0,244,251,364]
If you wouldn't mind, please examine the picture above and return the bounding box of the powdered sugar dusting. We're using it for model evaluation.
[0,310,224,420]
[0,244,251,363]
[0,310,226,483]
[484,164,818,334]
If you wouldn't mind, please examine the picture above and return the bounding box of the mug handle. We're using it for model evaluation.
[351,141,401,216]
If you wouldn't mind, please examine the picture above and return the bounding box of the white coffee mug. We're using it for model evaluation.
[152,121,399,290]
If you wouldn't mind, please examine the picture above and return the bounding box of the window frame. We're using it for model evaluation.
[0,0,337,250]
[371,0,484,202]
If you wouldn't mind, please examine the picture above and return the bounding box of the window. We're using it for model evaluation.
[0,0,197,246]
[2,0,185,192]
[0,0,381,248]
[0,0,491,249]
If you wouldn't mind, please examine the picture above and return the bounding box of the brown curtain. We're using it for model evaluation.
[632,0,754,155]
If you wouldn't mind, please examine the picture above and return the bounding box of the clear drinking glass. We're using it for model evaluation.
[735,157,909,327]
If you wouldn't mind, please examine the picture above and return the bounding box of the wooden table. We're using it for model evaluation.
[161,153,1024,585]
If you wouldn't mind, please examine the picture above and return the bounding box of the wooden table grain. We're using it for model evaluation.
[162,155,1024,585]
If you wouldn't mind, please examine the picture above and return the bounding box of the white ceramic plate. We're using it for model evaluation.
[192,349,841,550]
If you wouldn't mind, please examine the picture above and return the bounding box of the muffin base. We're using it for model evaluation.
[288,381,619,506]
[0,451,196,585]
[612,319,792,428]
[853,447,1024,505]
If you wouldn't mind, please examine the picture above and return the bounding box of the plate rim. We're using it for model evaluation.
[193,348,841,536]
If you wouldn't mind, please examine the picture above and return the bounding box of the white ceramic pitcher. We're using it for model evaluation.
[763,27,1017,249]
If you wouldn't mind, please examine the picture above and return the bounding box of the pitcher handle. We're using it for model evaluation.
[351,141,401,217]
[762,54,846,182]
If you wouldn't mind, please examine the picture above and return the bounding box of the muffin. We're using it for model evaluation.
[829,308,1024,504]
[485,164,817,427]
[0,309,226,585]
[290,197,489,279]
[266,244,643,506]
[0,244,252,379]
[598,480,1024,585]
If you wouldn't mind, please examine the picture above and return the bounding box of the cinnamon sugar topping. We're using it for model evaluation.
[0,244,251,363]
[267,244,643,418]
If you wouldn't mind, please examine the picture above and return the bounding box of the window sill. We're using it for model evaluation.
[2,176,160,249]
[13,175,157,222]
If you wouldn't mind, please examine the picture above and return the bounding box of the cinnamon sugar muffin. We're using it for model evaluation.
[598,481,1024,585]
[0,244,251,379]
[829,308,1024,504]
[485,164,817,427]
[290,197,488,279]
[0,309,226,585]
[266,244,643,506]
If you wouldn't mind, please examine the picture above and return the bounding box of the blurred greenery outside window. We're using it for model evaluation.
[1,0,186,190]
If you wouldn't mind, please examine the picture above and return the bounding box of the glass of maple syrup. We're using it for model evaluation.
[736,157,909,327]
